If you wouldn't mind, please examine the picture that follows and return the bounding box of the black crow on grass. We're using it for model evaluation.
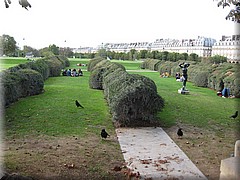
[101,129,110,139]
[75,100,84,108]
[177,128,183,138]
[230,111,238,119]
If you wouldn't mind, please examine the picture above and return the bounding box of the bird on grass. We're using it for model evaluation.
[75,100,84,108]
[177,128,183,138]
[230,111,238,119]
[101,129,110,139]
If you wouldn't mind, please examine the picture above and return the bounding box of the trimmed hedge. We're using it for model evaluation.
[89,59,164,127]
[140,59,160,71]
[1,69,44,106]
[141,59,240,97]
[1,55,70,107]
[89,59,126,90]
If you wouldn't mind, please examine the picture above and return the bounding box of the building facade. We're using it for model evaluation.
[102,36,216,58]
[212,35,240,63]
[71,34,240,63]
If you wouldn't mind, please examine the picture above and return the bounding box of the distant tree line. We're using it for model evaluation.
[0,34,227,64]
[97,48,200,62]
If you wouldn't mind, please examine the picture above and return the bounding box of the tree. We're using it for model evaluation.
[4,0,31,10]
[139,50,148,59]
[214,0,240,23]
[129,49,137,60]
[188,53,199,61]
[23,45,40,57]
[39,47,54,57]
[59,47,73,58]
[49,44,59,55]
[0,34,17,56]
[209,55,227,63]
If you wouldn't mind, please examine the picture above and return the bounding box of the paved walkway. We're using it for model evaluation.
[116,127,207,180]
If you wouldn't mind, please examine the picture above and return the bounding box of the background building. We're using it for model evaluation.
[212,35,240,63]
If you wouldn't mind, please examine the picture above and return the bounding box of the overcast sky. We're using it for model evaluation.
[0,0,239,49]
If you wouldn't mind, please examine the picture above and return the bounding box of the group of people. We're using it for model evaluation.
[160,72,169,78]
[62,68,83,77]
[175,72,185,82]
[217,87,234,98]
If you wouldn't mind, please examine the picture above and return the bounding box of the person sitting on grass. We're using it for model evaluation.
[67,69,71,76]
[78,69,83,76]
[71,69,77,77]
[62,69,67,76]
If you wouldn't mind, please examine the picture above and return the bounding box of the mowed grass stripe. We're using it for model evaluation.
[4,58,239,140]
[130,71,239,132]
[5,71,113,138]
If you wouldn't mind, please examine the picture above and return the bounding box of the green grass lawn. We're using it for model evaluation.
[4,58,239,138]
[133,72,238,130]
[1,59,240,179]
[0,57,29,70]
[5,70,113,138]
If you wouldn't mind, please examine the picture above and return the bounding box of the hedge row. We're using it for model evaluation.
[88,58,164,127]
[141,59,240,97]
[1,55,70,106]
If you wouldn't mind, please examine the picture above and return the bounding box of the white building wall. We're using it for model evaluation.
[212,35,240,63]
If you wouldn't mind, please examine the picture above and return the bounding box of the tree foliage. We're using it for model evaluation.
[0,34,17,56]
[4,0,31,10]
[49,44,60,55]
[214,0,240,23]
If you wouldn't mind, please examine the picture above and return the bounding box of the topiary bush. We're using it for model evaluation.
[1,70,23,106]
[87,57,105,72]
[193,71,210,87]
[2,55,70,107]
[1,69,44,106]
[89,67,106,90]
[43,56,64,77]
[15,69,44,97]
[89,59,164,127]
[89,60,126,90]
[56,55,70,67]
[24,59,50,80]
[140,59,160,71]
[104,73,164,127]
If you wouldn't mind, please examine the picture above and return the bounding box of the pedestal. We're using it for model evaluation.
[178,88,190,95]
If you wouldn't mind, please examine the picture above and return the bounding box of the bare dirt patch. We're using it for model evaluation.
[3,133,127,180]
[164,123,237,180]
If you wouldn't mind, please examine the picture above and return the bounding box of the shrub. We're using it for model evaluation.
[56,55,70,67]
[15,69,44,97]
[89,67,106,90]
[89,59,126,90]
[193,71,210,87]
[43,56,64,77]
[1,69,44,106]
[87,57,105,72]
[2,55,70,107]
[106,74,164,127]
[140,59,160,71]
[27,59,50,80]
[1,71,22,106]
[89,59,164,127]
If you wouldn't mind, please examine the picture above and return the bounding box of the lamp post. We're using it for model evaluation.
[162,47,165,61]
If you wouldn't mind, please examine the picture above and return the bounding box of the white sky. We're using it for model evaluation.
[0,0,239,49]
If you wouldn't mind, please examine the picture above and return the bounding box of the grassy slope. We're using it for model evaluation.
[3,58,240,178]
[5,58,238,136]
[0,57,29,70]
[4,58,113,138]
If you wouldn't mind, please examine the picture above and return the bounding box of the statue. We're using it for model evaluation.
[179,62,190,93]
